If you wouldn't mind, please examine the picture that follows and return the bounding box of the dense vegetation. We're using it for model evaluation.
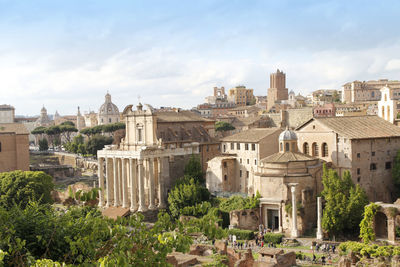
[215,121,235,132]
[64,134,113,156]
[32,122,78,148]
[321,165,369,237]
[392,150,400,198]
[339,241,400,258]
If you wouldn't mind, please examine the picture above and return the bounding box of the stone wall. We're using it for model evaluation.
[230,208,260,230]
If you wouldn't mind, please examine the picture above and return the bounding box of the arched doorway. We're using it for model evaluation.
[375,212,388,239]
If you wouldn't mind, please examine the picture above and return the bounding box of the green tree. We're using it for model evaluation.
[184,154,204,183]
[38,138,48,151]
[168,178,210,218]
[215,121,235,132]
[59,124,78,143]
[392,150,400,198]
[85,134,113,155]
[0,171,54,210]
[321,165,369,237]
[359,203,380,243]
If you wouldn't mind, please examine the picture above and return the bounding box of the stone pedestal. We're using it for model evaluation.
[316,197,323,240]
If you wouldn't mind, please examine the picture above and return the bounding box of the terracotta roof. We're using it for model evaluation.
[313,116,400,139]
[222,128,281,142]
[155,110,213,122]
[0,123,29,134]
[261,151,315,163]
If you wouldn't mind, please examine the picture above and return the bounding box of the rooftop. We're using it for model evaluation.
[222,127,281,143]
[155,110,213,123]
[0,123,29,134]
[298,115,400,139]
[261,151,315,163]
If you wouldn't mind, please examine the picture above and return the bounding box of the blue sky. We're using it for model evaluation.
[1,0,400,115]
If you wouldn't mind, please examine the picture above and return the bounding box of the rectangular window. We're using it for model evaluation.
[245,143,249,150]
[370,163,377,170]
[252,144,256,151]
[254,159,257,165]
[372,151,375,156]
[247,159,249,164]
[223,162,227,168]
[240,170,242,177]
[357,168,360,175]
[240,158,242,163]
[385,162,392,169]
[223,145,226,152]
[357,153,360,158]
[246,171,249,178]
[137,128,143,142]
[231,143,234,150]
[206,145,209,152]
[237,143,240,150]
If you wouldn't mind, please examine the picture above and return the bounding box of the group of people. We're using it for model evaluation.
[314,243,336,254]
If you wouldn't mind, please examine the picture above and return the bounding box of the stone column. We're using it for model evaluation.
[148,158,156,210]
[279,202,283,232]
[157,157,166,208]
[118,159,123,203]
[316,197,323,240]
[113,157,120,207]
[98,157,105,207]
[129,158,137,211]
[121,158,129,208]
[137,159,147,212]
[105,158,112,207]
[290,184,298,238]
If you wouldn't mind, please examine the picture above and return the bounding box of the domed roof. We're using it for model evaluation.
[279,127,297,141]
[99,93,119,116]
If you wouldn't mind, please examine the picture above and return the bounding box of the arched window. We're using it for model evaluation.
[385,94,387,101]
[321,143,328,157]
[285,142,290,151]
[312,142,319,156]
[280,143,283,151]
[382,106,385,118]
[303,142,309,155]
[387,106,390,121]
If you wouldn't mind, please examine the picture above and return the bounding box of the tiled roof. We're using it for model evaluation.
[0,123,29,134]
[222,128,281,142]
[155,110,213,122]
[315,116,400,139]
[261,151,315,163]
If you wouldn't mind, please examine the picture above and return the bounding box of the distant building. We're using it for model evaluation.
[98,92,120,125]
[342,79,400,103]
[34,106,53,127]
[0,105,15,123]
[267,69,288,111]
[335,103,368,117]
[313,103,336,117]
[296,115,400,202]
[0,123,29,172]
[378,86,397,124]
[228,86,255,106]
[205,87,228,104]
[310,89,341,105]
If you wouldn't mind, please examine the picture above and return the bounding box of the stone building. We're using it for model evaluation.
[378,86,397,123]
[227,86,255,106]
[0,123,29,172]
[296,115,400,202]
[97,104,218,211]
[342,79,400,103]
[34,106,53,127]
[254,128,323,236]
[76,107,86,131]
[0,104,15,123]
[98,92,120,125]
[83,111,98,128]
[267,69,288,111]
[206,128,282,195]
[313,103,336,117]
[205,87,228,104]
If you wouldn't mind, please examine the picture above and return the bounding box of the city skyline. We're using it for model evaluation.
[1,0,400,115]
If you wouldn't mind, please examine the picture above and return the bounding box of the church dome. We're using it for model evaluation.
[279,127,297,141]
[99,93,119,115]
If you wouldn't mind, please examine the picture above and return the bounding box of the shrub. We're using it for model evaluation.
[263,233,284,244]
[227,229,255,240]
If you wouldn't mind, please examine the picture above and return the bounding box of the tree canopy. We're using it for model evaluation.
[215,121,235,132]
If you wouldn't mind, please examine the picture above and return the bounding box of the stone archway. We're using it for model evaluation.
[374,212,388,239]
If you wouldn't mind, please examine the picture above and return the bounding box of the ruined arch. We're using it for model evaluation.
[374,212,388,239]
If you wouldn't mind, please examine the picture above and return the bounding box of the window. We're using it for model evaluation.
[370,163,377,170]
[109,118,112,123]
[223,162,227,168]
[224,175,227,181]
[372,151,375,156]
[357,153,360,158]
[237,143,240,150]
[240,158,242,163]
[385,162,392,169]
[0,142,1,152]
[303,142,309,155]
[285,143,290,151]
[206,145,209,152]
[240,170,242,177]
[254,159,257,165]
[321,143,328,157]
[252,144,256,151]
[357,168,360,175]
[312,142,319,156]
[137,128,143,142]
[357,177,361,183]
[280,143,283,151]
[223,145,226,152]
[245,144,249,150]
[231,143,234,150]
[372,91,375,98]
[246,171,249,178]
[247,159,249,164]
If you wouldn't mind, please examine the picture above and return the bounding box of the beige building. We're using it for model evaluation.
[207,128,281,195]
[0,123,29,172]
[254,129,322,235]
[296,116,400,202]
[0,105,15,123]
[228,86,255,106]
[97,104,218,211]
[267,69,288,111]
[378,86,397,123]
[342,79,400,103]
[98,92,120,125]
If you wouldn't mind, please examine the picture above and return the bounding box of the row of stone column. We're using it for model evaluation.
[97,156,168,211]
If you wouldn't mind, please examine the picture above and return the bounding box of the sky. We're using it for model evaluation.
[1,0,400,116]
